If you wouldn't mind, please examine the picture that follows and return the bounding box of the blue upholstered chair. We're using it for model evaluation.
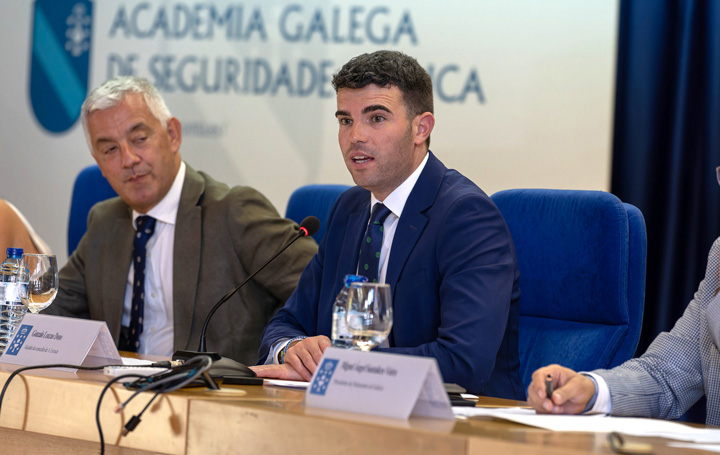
[285,184,351,243]
[490,189,647,390]
[67,164,117,256]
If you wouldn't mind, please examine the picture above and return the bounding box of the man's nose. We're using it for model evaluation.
[119,143,141,168]
[349,121,367,144]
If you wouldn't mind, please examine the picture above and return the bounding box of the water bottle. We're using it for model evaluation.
[331,274,368,348]
[0,248,29,355]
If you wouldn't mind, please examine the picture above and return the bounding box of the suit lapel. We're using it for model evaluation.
[385,152,445,291]
[172,165,204,349]
[385,211,427,290]
[103,209,134,338]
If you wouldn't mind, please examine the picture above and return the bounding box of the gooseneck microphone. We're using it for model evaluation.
[173,216,320,379]
[198,215,319,352]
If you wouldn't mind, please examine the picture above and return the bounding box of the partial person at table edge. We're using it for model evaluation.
[528,235,720,425]
[0,199,51,256]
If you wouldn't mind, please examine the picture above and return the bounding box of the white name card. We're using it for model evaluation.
[305,347,454,420]
[1,313,121,370]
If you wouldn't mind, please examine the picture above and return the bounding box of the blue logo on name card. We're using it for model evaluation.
[5,324,33,356]
[310,358,339,395]
[29,0,93,133]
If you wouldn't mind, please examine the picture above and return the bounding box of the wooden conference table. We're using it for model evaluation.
[0,359,709,455]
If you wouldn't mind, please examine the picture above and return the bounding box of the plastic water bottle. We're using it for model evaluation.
[331,274,368,348]
[0,248,29,355]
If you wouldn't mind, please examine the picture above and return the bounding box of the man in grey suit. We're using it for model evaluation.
[527,238,720,425]
[48,76,317,366]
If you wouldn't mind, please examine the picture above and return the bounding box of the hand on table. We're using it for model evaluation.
[250,335,332,381]
[250,363,304,381]
[281,335,331,381]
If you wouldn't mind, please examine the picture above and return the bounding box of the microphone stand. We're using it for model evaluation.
[173,217,319,380]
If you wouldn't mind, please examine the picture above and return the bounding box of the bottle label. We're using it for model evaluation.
[332,312,353,347]
[334,314,350,338]
[3,283,24,303]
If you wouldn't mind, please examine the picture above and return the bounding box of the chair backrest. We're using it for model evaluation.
[285,184,351,243]
[67,164,117,256]
[490,189,647,390]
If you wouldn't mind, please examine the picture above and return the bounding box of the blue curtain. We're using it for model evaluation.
[612,0,720,420]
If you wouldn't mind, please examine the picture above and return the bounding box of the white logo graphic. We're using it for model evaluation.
[65,3,91,57]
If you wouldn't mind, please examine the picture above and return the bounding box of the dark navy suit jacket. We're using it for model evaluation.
[259,152,523,399]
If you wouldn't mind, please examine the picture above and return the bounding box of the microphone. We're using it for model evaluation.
[173,216,320,379]
[298,216,320,238]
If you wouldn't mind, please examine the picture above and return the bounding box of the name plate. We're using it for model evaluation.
[1,313,121,370]
[305,347,453,420]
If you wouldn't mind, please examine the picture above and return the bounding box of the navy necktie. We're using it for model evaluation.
[128,215,156,352]
[358,203,392,283]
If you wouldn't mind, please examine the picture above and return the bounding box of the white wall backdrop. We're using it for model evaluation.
[1,0,618,265]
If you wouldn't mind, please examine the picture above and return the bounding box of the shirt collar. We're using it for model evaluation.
[371,152,429,217]
[132,161,186,228]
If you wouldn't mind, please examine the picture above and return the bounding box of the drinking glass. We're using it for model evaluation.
[345,282,393,352]
[20,254,58,314]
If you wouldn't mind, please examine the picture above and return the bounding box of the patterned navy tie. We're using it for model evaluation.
[128,215,156,352]
[358,203,392,283]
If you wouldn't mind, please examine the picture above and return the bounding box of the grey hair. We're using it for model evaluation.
[81,76,171,151]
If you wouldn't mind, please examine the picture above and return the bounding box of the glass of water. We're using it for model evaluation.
[346,282,393,352]
[20,254,58,314]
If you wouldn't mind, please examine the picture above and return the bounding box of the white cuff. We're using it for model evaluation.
[583,371,612,414]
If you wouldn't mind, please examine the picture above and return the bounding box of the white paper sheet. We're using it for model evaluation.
[668,443,720,453]
[453,407,720,443]
[121,357,155,365]
[263,379,310,389]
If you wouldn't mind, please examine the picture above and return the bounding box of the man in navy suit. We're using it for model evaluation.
[252,50,523,399]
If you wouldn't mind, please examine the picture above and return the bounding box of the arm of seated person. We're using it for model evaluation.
[0,201,40,255]
[252,335,331,381]
[527,364,596,414]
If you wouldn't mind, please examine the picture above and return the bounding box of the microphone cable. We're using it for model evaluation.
[0,356,212,455]
[96,371,153,455]
[0,359,179,415]
[96,355,213,454]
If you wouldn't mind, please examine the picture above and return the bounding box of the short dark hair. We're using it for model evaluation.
[332,50,434,121]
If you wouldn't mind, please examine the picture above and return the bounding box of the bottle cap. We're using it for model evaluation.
[344,274,369,286]
[6,248,23,258]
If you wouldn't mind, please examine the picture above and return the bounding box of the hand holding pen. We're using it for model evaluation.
[545,373,554,398]
[526,364,597,414]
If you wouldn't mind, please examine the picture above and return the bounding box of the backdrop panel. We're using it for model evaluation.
[0,0,617,264]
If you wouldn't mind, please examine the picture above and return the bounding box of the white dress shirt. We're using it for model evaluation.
[122,162,186,356]
[267,153,430,363]
[366,152,429,284]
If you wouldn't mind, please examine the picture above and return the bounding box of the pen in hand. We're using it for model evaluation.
[545,374,553,399]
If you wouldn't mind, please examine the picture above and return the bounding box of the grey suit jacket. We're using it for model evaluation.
[49,164,317,365]
[594,237,720,425]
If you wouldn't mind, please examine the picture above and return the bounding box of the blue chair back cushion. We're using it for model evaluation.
[285,184,351,242]
[67,165,117,256]
[491,189,646,389]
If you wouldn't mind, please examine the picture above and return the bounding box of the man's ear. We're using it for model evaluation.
[414,112,435,146]
[167,117,182,153]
